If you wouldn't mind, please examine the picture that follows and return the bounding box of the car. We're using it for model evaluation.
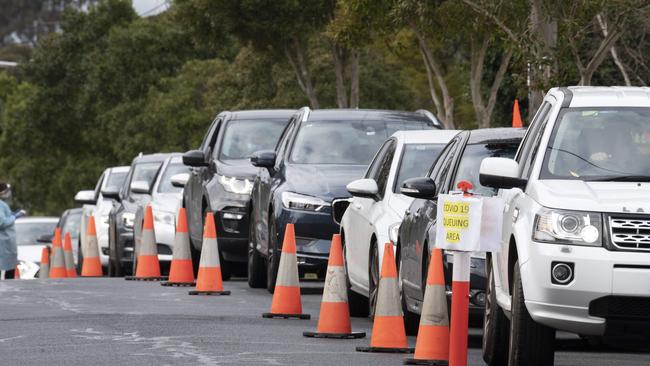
[105,153,171,277]
[182,110,294,279]
[479,87,650,365]
[15,216,58,265]
[248,107,443,292]
[57,208,83,269]
[338,129,460,318]
[132,154,189,274]
[75,166,130,269]
[397,128,525,334]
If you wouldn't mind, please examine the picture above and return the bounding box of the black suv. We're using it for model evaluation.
[182,110,294,278]
[105,153,171,276]
[248,107,442,292]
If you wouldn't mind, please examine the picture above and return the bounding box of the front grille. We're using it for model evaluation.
[589,296,650,320]
[608,215,650,251]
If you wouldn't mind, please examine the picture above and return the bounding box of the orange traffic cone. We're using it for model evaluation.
[512,99,523,128]
[189,212,230,295]
[49,228,67,278]
[162,208,195,287]
[14,264,20,279]
[404,249,450,365]
[81,215,103,277]
[39,247,50,279]
[303,233,365,339]
[262,223,310,320]
[63,232,77,278]
[357,243,414,353]
[126,205,165,281]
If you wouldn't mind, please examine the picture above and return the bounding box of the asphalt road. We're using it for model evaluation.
[1,278,649,366]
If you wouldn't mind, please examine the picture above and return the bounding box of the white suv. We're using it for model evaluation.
[479,86,650,366]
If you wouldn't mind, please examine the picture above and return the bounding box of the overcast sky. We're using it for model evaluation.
[132,0,169,17]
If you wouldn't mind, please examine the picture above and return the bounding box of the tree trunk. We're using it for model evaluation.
[333,45,348,108]
[596,14,631,86]
[284,39,320,109]
[349,50,360,108]
[413,27,455,129]
[528,0,557,120]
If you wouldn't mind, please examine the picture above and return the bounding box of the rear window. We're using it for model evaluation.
[290,119,435,165]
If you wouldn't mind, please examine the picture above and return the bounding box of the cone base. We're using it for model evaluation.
[188,290,231,296]
[303,331,365,339]
[356,346,414,354]
[125,276,168,281]
[403,358,448,365]
[161,281,196,287]
[262,312,310,320]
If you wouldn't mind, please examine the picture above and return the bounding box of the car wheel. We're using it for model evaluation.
[247,213,267,288]
[368,240,380,317]
[343,234,369,317]
[508,260,555,366]
[76,238,83,274]
[398,242,420,336]
[266,212,280,294]
[482,260,510,365]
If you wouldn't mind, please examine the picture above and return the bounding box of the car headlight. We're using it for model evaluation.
[218,175,253,195]
[122,212,135,228]
[154,211,175,226]
[533,208,602,246]
[388,223,400,245]
[281,192,330,212]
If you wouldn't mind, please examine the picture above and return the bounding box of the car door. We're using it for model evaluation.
[187,116,222,246]
[346,139,396,289]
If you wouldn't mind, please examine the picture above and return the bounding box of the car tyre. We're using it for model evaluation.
[398,243,419,336]
[482,260,509,365]
[247,215,267,288]
[76,237,83,275]
[508,260,555,366]
[342,235,369,317]
[368,240,380,318]
[266,212,280,294]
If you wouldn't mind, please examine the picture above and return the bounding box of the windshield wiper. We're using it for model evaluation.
[590,175,650,182]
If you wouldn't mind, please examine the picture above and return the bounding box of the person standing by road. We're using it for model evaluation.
[0,182,25,280]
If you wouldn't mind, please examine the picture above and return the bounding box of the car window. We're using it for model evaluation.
[201,117,221,156]
[62,212,82,240]
[105,171,128,192]
[217,119,288,161]
[15,221,57,246]
[541,107,650,180]
[290,119,435,165]
[452,142,520,196]
[129,162,161,196]
[365,139,393,179]
[93,172,105,198]
[157,162,191,193]
[375,140,397,198]
[393,143,445,193]
[516,102,551,166]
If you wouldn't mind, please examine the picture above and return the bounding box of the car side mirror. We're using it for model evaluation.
[74,190,96,205]
[171,173,190,188]
[182,149,208,167]
[250,150,277,168]
[331,198,352,225]
[479,157,527,190]
[37,234,53,244]
[400,177,437,199]
[130,180,150,194]
[346,179,379,199]
[101,187,120,201]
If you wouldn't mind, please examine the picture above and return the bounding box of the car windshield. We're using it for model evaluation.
[129,162,161,196]
[219,119,288,160]
[157,162,190,193]
[290,119,435,164]
[453,142,519,196]
[15,221,57,246]
[105,171,128,191]
[541,108,650,181]
[394,144,445,192]
[62,211,82,240]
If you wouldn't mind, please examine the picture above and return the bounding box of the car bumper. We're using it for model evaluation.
[521,241,650,336]
[213,200,250,263]
[276,207,336,276]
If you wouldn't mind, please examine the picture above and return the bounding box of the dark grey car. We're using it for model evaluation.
[396,128,525,334]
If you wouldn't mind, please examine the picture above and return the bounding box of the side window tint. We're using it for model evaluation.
[516,102,551,167]
[375,141,396,198]
[428,140,456,178]
[522,110,552,178]
[366,140,392,179]
[275,119,296,163]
